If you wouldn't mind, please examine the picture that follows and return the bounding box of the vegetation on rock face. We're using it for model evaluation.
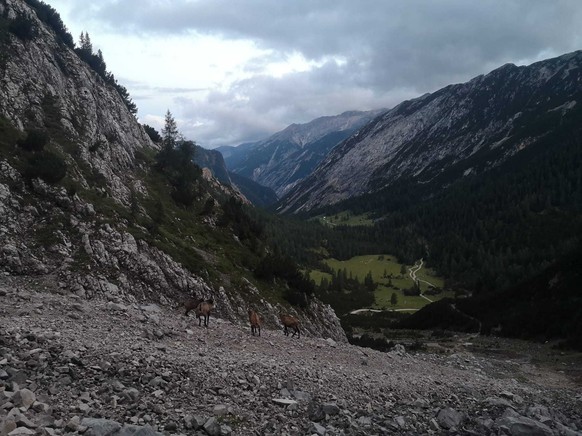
[143,124,162,143]
[74,31,137,115]
[24,150,67,184]
[23,0,74,47]
[8,13,37,41]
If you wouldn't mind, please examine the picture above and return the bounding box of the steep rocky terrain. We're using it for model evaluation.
[0,0,345,341]
[1,275,581,435]
[280,51,582,213]
[222,110,385,197]
[193,146,232,187]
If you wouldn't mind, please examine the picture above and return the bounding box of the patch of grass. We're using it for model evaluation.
[312,254,448,311]
[316,211,375,227]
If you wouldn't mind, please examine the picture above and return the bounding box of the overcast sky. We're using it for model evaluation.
[44,0,582,148]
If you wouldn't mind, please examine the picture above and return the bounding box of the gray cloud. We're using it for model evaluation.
[62,0,582,147]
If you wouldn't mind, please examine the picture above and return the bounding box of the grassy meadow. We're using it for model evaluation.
[311,254,452,312]
[316,211,375,227]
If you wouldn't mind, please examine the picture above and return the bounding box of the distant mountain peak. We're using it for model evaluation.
[222,109,386,196]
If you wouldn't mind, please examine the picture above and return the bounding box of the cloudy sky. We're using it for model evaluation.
[45,0,582,148]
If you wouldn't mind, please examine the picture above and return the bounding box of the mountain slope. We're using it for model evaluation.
[225,110,385,196]
[2,276,581,435]
[193,145,232,186]
[0,0,345,341]
[280,51,582,213]
[228,171,278,207]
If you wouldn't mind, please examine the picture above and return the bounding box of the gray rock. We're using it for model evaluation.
[496,415,554,436]
[292,390,311,401]
[1,418,17,435]
[213,404,228,416]
[357,416,372,426]
[310,422,327,435]
[184,415,206,430]
[272,398,298,407]
[7,427,35,435]
[437,407,464,430]
[203,417,221,436]
[308,402,325,422]
[11,389,35,409]
[81,418,122,435]
[390,344,406,356]
[486,396,515,408]
[394,416,406,428]
[117,424,162,435]
[322,403,340,416]
[219,424,232,435]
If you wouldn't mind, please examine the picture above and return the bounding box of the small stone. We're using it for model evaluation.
[395,416,406,428]
[310,422,326,435]
[219,424,232,435]
[322,403,340,416]
[65,416,81,432]
[7,427,35,435]
[203,417,221,436]
[164,421,177,431]
[496,415,553,436]
[437,408,464,430]
[1,419,17,435]
[184,415,206,430]
[12,389,35,409]
[357,416,372,426]
[272,398,298,407]
[213,405,228,416]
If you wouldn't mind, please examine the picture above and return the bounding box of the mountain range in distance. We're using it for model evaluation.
[216,50,582,219]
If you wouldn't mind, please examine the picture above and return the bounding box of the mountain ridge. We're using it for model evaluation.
[223,109,386,196]
[279,50,582,213]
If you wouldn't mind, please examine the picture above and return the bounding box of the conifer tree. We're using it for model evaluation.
[162,110,179,149]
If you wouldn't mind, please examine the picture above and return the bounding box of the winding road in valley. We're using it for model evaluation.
[409,258,436,303]
[349,258,436,315]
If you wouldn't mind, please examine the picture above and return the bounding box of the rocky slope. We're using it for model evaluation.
[0,0,152,206]
[193,146,232,187]
[0,0,345,342]
[279,50,582,213]
[1,275,581,435]
[222,110,385,197]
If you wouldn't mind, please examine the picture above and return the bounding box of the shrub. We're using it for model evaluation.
[9,15,37,41]
[17,129,49,152]
[25,151,67,184]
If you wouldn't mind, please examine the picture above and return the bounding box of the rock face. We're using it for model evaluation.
[279,50,582,213]
[0,0,346,342]
[0,0,154,206]
[0,278,581,435]
[222,110,385,197]
[193,145,232,187]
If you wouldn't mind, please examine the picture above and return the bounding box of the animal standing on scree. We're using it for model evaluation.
[183,298,203,317]
[279,313,301,338]
[248,309,261,336]
[195,299,214,327]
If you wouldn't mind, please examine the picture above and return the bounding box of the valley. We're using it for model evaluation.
[1,1,582,434]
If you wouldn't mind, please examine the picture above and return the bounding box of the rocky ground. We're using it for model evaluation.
[1,275,581,436]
